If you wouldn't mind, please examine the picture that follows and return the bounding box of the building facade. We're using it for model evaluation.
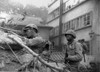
[47,0,100,62]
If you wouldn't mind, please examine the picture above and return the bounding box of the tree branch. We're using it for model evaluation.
[9,36,65,72]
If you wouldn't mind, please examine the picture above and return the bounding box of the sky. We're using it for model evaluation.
[10,0,51,8]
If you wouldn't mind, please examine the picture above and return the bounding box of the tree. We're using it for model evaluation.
[24,5,48,24]
[0,0,48,25]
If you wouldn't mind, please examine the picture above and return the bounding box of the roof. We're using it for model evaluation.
[7,14,53,30]
[11,15,43,26]
[7,24,53,30]
[38,25,53,30]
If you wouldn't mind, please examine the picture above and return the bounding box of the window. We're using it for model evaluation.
[48,7,60,21]
[52,12,56,19]
[62,12,92,31]
[84,15,87,26]
[76,18,79,29]
[74,19,77,30]
[66,23,69,31]
[51,13,55,20]
[79,16,82,28]
[68,21,71,30]
[71,20,75,30]
[62,23,66,33]
[83,13,91,26]
[86,13,91,25]
[47,14,53,22]
[63,3,66,12]
[63,0,86,13]
[62,22,70,34]
[54,8,59,17]
[70,21,73,29]
[81,16,84,28]
[70,20,75,30]
[65,23,68,32]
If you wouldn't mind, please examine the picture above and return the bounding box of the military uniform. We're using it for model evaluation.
[65,40,83,71]
[66,40,83,62]
[2,24,47,71]
[23,35,46,54]
[64,30,83,72]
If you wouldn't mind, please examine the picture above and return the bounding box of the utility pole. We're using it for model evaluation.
[58,0,63,51]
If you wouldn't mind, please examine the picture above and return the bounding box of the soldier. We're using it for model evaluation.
[9,23,45,53]
[20,24,51,71]
[7,24,46,69]
[79,39,88,55]
[22,24,46,54]
[64,29,83,72]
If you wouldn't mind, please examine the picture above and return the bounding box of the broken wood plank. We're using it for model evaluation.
[8,35,65,72]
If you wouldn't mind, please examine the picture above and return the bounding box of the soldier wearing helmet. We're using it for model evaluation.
[64,29,83,72]
[23,24,39,38]
[21,24,46,53]
[7,24,47,70]
[9,24,45,53]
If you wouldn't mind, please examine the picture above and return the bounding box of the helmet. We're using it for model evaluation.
[65,29,76,38]
[25,24,38,33]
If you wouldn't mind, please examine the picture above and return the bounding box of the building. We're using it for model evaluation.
[11,15,53,40]
[47,0,100,62]
[1,14,53,40]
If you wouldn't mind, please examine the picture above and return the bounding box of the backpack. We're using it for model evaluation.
[80,42,88,62]
[80,42,88,54]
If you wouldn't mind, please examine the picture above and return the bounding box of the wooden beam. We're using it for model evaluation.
[8,36,65,71]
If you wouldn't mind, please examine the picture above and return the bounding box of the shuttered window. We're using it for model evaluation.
[62,11,92,33]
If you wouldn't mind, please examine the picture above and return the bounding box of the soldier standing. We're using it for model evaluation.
[64,29,83,72]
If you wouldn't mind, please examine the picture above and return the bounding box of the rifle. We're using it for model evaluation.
[64,50,68,64]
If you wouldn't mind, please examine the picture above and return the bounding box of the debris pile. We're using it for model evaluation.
[0,29,66,72]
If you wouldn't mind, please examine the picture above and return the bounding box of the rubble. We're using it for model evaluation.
[0,29,66,72]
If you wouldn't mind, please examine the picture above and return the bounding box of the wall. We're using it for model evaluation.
[75,27,91,41]
[62,27,91,43]
[48,0,60,14]
[38,27,51,40]
[61,0,94,43]
[91,0,100,63]
[48,0,100,55]
[63,0,94,22]
[48,18,59,27]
